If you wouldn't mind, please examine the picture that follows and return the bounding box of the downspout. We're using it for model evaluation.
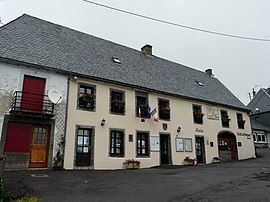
[62,74,71,168]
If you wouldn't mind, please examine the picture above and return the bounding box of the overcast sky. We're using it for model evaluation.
[1,0,270,105]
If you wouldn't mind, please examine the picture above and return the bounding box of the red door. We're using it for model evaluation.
[21,75,46,112]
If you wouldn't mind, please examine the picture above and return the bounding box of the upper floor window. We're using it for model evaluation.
[137,132,150,157]
[135,91,150,118]
[78,84,96,111]
[110,130,124,157]
[237,113,245,129]
[221,110,230,127]
[158,99,170,120]
[193,105,204,124]
[110,89,125,115]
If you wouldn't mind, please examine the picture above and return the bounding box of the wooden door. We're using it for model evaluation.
[29,126,49,168]
[195,136,205,164]
[21,75,46,112]
[160,134,170,164]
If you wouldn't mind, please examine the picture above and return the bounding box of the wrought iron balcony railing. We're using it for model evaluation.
[10,91,54,117]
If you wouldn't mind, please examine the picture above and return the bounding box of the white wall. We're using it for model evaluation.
[0,62,68,156]
[64,77,256,170]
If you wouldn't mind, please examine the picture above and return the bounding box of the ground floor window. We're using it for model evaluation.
[76,127,92,166]
[253,132,267,143]
[110,130,124,157]
[137,132,149,157]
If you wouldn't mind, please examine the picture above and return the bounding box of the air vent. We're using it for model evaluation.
[112,57,121,64]
[196,81,204,86]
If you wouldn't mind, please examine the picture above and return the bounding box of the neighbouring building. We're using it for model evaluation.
[0,14,255,170]
[247,88,270,148]
[0,16,68,169]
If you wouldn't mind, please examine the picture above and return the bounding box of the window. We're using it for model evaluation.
[78,84,96,111]
[237,113,245,129]
[110,89,125,115]
[137,132,149,157]
[158,99,170,120]
[110,130,124,157]
[193,105,204,124]
[254,132,267,143]
[135,91,150,118]
[221,110,230,127]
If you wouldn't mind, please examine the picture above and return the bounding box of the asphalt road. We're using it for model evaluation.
[5,149,270,202]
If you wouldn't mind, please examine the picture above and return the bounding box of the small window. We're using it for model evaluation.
[196,81,204,86]
[112,57,121,64]
[137,132,150,157]
[253,133,257,142]
[110,89,125,115]
[193,105,204,124]
[221,110,230,127]
[237,113,245,129]
[110,130,124,157]
[158,99,170,120]
[78,84,96,111]
[135,91,150,118]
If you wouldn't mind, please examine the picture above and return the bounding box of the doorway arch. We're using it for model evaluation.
[218,131,238,161]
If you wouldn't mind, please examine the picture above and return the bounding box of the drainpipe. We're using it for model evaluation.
[62,75,71,168]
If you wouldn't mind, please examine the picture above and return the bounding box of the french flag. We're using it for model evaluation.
[150,108,159,122]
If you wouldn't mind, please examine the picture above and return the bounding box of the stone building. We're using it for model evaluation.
[0,14,255,170]
[248,88,270,148]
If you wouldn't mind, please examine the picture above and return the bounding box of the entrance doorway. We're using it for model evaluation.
[75,127,93,167]
[29,125,50,168]
[195,136,205,164]
[218,131,238,161]
[160,134,171,164]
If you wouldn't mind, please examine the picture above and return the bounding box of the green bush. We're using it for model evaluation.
[0,176,12,202]
[17,196,39,202]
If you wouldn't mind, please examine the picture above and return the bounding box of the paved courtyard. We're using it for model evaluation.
[4,149,270,202]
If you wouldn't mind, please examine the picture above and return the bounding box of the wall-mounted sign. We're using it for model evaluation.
[185,138,193,152]
[176,138,184,152]
[150,136,160,151]
[195,128,203,133]
[207,105,219,120]
[237,132,251,137]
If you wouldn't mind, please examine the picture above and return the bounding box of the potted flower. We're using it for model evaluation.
[183,156,196,165]
[212,157,221,163]
[123,159,140,169]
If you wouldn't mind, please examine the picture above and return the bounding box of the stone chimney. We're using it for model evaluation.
[205,68,213,76]
[141,44,152,56]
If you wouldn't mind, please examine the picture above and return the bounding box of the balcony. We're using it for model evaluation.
[10,91,54,118]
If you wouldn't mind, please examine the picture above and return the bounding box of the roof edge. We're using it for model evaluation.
[0,57,250,112]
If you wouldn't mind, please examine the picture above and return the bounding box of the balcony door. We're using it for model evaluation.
[21,75,46,112]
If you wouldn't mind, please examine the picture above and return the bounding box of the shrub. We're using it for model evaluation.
[0,176,12,202]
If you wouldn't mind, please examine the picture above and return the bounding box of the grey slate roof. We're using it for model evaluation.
[251,121,270,132]
[0,14,248,111]
[247,89,270,113]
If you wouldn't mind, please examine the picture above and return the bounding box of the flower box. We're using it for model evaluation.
[183,157,196,166]
[123,159,140,169]
[212,157,221,163]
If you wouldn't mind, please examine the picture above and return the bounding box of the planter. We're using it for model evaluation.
[183,161,195,166]
[123,163,140,169]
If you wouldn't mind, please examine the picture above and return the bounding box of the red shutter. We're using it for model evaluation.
[21,75,46,112]
[4,123,31,153]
